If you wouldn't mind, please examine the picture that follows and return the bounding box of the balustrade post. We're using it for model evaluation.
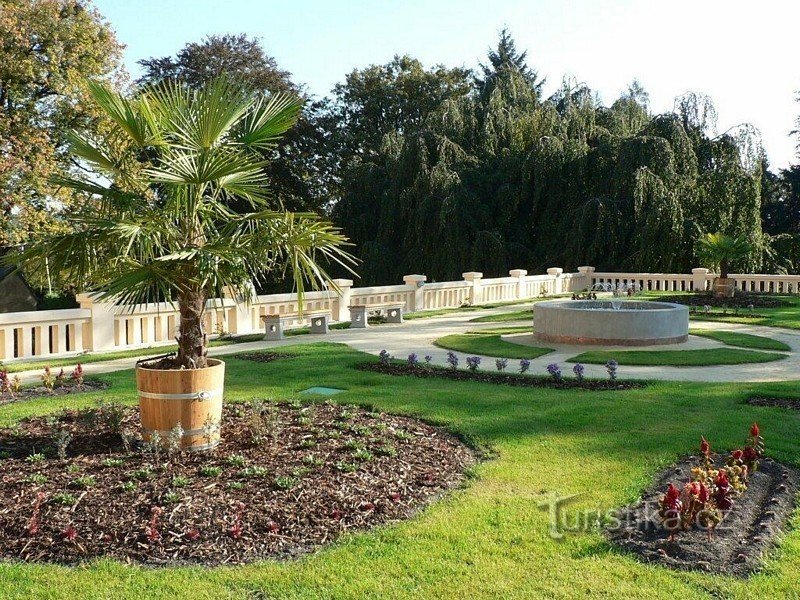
[462,272,483,305]
[509,269,527,299]
[577,266,595,291]
[402,274,427,312]
[691,268,710,292]
[325,279,354,322]
[547,267,564,295]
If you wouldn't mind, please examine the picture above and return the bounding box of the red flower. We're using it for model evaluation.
[750,422,760,438]
[331,508,343,521]
[731,449,743,461]
[700,436,710,457]
[61,525,78,541]
[697,482,710,504]
[267,520,280,533]
[743,446,757,463]
[663,483,681,508]
[715,469,730,489]
[185,528,200,541]
[388,492,401,502]
[229,522,243,539]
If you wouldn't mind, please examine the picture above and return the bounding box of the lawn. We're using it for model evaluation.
[434,333,552,359]
[1,342,800,599]
[568,347,787,367]
[469,308,534,323]
[647,292,800,330]
[690,329,791,352]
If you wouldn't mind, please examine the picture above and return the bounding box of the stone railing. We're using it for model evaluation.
[0,267,579,363]
[2,264,794,363]
[586,267,800,295]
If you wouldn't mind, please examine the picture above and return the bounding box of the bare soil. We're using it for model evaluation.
[658,294,789,309]
[605,454,799,577]
[0,380,107,405]
[360,363,644,391]
[748,396,800,411]
[0,402,476,565]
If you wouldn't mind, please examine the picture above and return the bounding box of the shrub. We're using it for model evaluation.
[41,367,55,393]
[407,353,420,367]
[495,358,508,372]
[424,355,433,366]
[446,351,459,370]
[546,363,562,381]
[466,356,481,372]
[519,359,531,374]
[605,359,618,380]
[71,364,84,387]
[572,363,585,382]
[378,350,391,365]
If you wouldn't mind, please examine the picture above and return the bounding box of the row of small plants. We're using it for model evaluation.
[378,350,621,381]
[0,364,84,398]
[659,424,765,541]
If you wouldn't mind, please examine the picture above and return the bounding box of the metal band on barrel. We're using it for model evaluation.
[137,389,221,401]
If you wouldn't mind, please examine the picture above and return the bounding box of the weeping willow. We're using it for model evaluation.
[334,52,764,284]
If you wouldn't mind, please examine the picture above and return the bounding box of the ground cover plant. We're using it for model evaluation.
[606,425,799,576]
[433,333,552,360]
[362,353,641,391]
[689,329,791,352]
[0,400,473,565]
[567,348,787,367]
[0,343,799,598]
[650,293,800,330]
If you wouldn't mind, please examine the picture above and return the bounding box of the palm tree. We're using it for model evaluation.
[697,233,752,280]
[7,77,354,369]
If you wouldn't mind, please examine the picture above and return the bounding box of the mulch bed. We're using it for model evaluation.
[0,401,476,566]
[231,352,291,364]
[605,454,800,577]
[658,294,789,309]
[0,380,107,405]
[748,397,800,411]
[359,363,644,391]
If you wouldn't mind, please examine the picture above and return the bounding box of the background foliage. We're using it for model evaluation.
[5,5,800,290]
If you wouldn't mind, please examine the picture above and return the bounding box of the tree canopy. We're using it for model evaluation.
[0,0,122,248]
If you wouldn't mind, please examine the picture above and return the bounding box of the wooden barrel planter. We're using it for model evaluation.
[135,359,225,452]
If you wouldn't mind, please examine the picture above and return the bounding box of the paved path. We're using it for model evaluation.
[8,303,800,384]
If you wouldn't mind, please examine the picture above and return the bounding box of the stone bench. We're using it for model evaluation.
[348,302,405,328]
[261,310,331,341]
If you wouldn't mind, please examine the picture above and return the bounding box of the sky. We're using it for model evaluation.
[94,0,800,168]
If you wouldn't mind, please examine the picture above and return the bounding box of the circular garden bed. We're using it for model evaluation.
[606,452,799,577]
[359,363,644,391]
[0,401,476,565]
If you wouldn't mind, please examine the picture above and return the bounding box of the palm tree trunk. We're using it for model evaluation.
[176,288,207,369]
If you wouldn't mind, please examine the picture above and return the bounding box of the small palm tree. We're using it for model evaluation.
[7,77,354,369]
[697,233,751,280]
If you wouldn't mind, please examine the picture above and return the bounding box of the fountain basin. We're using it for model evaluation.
[533,300,689,346]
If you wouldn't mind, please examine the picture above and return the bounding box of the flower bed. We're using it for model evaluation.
[747,396,800,410]
[358,363,644,391]
[0,401,475,565]
[0,365,106,404]
[231,351,291,364]
[658,294,789,309]
[606,427,799,576]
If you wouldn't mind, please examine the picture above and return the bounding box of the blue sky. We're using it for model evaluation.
[94,0,800,168]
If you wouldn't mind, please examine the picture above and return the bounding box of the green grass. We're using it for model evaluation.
[433,333,552,359]
[567,347,787,366]
[466,326,531,335]
[404,298,535,321]
[2,343,800,598]
[647,292,800,330]
[690,328,791,351]
[469,309,534,323]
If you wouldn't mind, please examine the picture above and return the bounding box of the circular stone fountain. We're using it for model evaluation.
[533,300,689,346]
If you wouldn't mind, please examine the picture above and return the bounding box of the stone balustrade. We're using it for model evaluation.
[1,265,797,362]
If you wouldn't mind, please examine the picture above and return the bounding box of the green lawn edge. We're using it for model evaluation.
[690,328,791,351]
[567,347,788,367]
[434,333,553,359]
